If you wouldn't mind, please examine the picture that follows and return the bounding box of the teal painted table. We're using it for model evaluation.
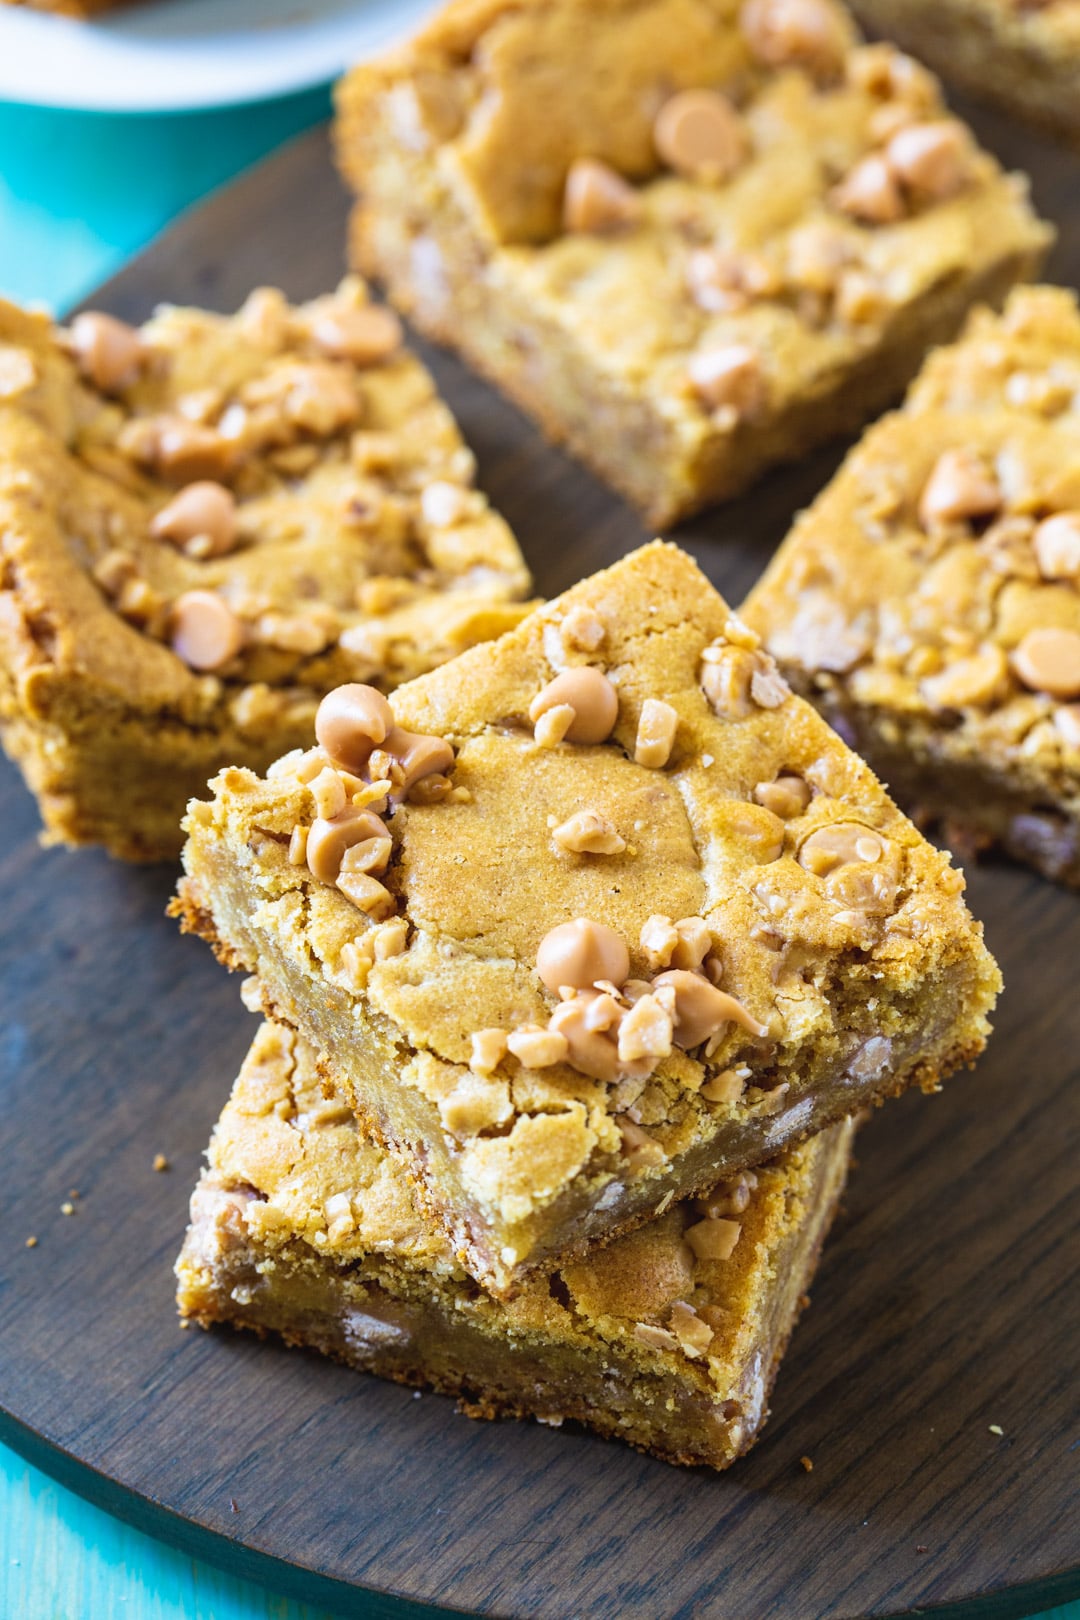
[0,85,1075,1620]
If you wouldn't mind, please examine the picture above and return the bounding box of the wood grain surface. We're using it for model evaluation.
[0,116,1078,1620]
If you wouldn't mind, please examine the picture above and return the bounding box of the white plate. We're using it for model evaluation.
[0,0,435,112]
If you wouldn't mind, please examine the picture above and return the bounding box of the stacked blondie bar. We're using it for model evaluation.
[173,542,1001,1467]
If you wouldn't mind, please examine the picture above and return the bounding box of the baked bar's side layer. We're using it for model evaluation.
[345,201,1042,528]
[742,288,1080,887]
[173,542,998,1295]
[849,0,1080,145]
[334,0,1050,525]
[176,1023,855,1470]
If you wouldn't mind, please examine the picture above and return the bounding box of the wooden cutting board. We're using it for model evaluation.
[0,116,1078,1620]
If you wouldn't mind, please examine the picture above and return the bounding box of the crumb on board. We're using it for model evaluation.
[916,1545,929,1554]
[229,1498,239,1514]
[153,1153,170,1173]
[989,1424,1004,1436]
[799,1455,814,1473]
[60,1202,75,1216]
[25,1236,37,1249]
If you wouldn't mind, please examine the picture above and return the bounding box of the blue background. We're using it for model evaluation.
[0,82,1075,1620]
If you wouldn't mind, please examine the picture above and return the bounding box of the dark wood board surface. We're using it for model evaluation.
[1,113,1079,1620]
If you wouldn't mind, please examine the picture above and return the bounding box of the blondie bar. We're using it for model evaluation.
[177,1019,855,1471]
[334,0,1049,527]
[848,0,1080,147]
[744,286,1080,886]
[0,280,530,860]
[172,543,999,1295]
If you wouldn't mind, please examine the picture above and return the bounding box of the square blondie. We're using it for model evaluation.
[177,1019,855,1471]
[0,280,530,860]
[173,542,999,1295]
[334,0,1049,526]
[744,286,1080,887]
[848,0,1080,147]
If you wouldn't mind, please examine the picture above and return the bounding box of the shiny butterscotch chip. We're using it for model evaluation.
[653,90,749,181]
[563,160,639,234]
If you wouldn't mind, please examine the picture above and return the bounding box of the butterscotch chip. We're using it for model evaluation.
[798,822,886,875]
[653,970,766,1047]
[151,482,238,558]
[307,806,391,884]
[536,918,630,993]
[688,344,765,418]
[753,774,811,818]
[1033,513,1080,580]
[653,90,748,181]
[170,591,245,672]
[308,304,403,365]
[529,667,619,744]
[740,0,849,79]
[886,120,972,200]
[919,448,1002,529]
[831,154,904,224]
[1012,628,1080,699]
[68,311,144,394]
[551,810,626,855]
[635,698,679,768]
[563,159,640,234]
[316,684,394,774]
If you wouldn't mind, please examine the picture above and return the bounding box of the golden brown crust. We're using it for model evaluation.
[175,542,999,1293]
[334,0,1049,523]
[744,286,1080,886]
[0,281,530,860]
[176,1018,856,1469]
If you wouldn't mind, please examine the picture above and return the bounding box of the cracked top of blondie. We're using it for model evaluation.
[0,278,530,743]
[191,1017,852,1407]
[337,0,1048,419]
[744,287,1080,775]
[179,543,997,1234]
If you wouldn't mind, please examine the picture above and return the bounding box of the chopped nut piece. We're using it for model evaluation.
[922,647,1007,710]
[533,704,575,747]
[170,591,245,672]
[529,666,619,744]
[635,698,679,768]
[1012,628,1080,699]
[551,810,626,855]
[701,645,788,717]
[309,766,348,821]
[470,1028,509,1075]
[288,823,309,867]
[831,154,904,224]
[669,1300,714,1357]
[68,311,144,394]
[563,160,639,234]
[340,833,394,877]
[617,993,673,1062]
[1033,512,1080,581]
[653,90,749,181]
[688,343,765,418]
[633,1322,681,1354]
[240,975,264,1013]
[308,303,402,365]
[547,994,623,1082]
[559,604,606,652]
[754,774,811,818]
[536,918,630,993]
[919,448,1002,529]
[640,913,680,971]
[506,1026,569,1068]
[336,870,396,916]
[685,1215,742,1260]
[887,120,972,200]
[151,482,238,558]
[420,480,471,527]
